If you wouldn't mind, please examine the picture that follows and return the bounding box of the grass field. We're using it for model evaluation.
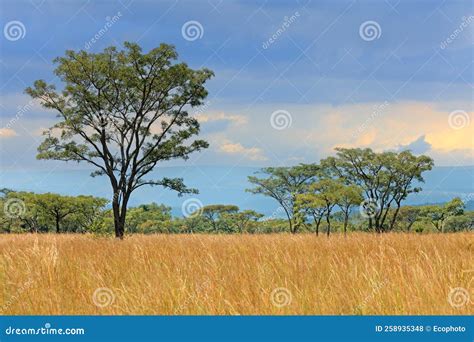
[0,233,472,315]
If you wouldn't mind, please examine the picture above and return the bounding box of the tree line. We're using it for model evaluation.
[1,169,472,235]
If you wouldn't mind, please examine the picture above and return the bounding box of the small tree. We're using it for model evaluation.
[394,206,421,232]
[124,203,172,233]
[34,193,77,233]
[202,205,239,232]
[70,195,108,233]
[247,164,319,233]
[294,193,326,235]
[421,197,464,232]
[312,179,340,236]
[2,191,43,233]
[444,211,474,232]
[181,215,205,234]
[224,210,263,233]
[335,183,363,236]
[26,42,213,238]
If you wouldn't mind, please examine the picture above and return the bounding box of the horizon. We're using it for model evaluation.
[2,165,473,217]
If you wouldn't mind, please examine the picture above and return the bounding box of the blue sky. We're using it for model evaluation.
[0,0,473,171]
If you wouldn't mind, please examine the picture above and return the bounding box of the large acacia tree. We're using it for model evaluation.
[26,42,213,238]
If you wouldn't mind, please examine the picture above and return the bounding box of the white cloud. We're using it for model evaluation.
[218,141,267,161]
[0,128,18,138]
[196,111,248,126]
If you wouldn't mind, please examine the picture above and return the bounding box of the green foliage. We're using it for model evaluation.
[294,192,326,234]
[124,203,172,233]
[420,197,465,232]
[0,192,107,233]
[222,210,264,233]
[0,190,471,235]
[25,42,213,238]
[202,204,240,231]
[2,147,471,235]
[392,206,421,232]
[322,148,433,232]
[444,211,474,232]
[247,163,320,233]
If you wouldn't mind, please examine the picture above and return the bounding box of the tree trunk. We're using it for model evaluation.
[112,199,124,239]
[280,204,295,234]
[287,214,294,233]
[375,216,381,233]
[314,216,321,236]
[389,203,401,231]
[380,206,391,231]
[326,213,331,237]
[343,212,349,236]
[55,214,60,234]
[118,215,126,239]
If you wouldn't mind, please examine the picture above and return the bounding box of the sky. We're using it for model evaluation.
[0,0,473,174]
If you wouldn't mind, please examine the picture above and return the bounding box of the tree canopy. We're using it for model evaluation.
[247,164,320,233]
[26,42,213,238]
[322,148,433,232]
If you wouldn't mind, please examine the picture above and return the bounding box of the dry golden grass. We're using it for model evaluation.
[0,233,472,315]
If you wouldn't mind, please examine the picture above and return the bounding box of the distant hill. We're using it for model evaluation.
[1,165,473,217]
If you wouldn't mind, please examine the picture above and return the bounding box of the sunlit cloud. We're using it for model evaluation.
[207,101,473,166]
[196,112,248,126]
[218,140,268,161]
[1,97,472,167]
[0,128,18,138]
